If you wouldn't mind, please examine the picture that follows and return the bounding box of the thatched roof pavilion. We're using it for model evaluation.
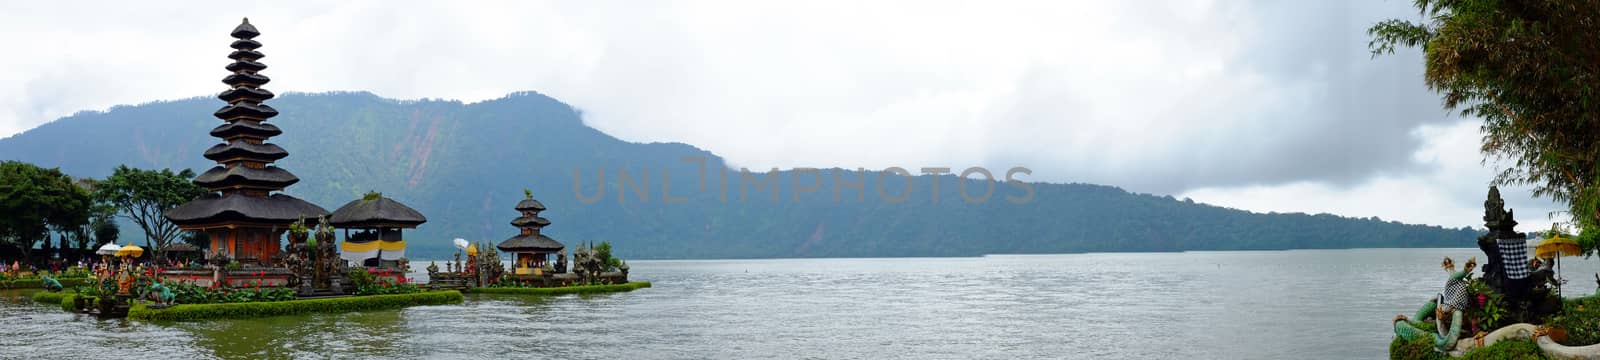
[332,192,425,266]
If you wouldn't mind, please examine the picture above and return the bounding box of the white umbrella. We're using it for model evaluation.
[453,238,470,251]
[95,243,121,256]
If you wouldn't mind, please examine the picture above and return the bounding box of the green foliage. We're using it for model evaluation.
[0,277,89,289]
[60,294,77,313]
[0,160,91,259]
[287,217,309,237]
[59,294,97,313]
[1466,278,1509,329]
[89,209,119,248]
[127,290,464,321]
[1389,336,1548,360]
[1371,0,1600,242]
[92,165,207,259]
[1460,340,1547,360]
[346,268,376,288]
[1545,295,1600,345]
[166,283,295,304]
[470,281,651,295]
[31,290,71,305]
[1389,335,1445,360]
[347,268,419,295]
[594,241,622,271]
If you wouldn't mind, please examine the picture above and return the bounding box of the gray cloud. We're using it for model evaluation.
[0,1,1529,206]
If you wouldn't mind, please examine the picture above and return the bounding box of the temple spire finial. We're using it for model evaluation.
[231,18,260,40]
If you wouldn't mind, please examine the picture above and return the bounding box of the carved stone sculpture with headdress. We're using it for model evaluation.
[555,250,568,274]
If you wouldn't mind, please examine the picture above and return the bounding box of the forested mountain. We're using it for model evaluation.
[0,92,1481,259]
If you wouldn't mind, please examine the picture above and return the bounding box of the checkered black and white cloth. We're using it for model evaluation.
[1440,278,1470,311]
[1498,239,1530,280]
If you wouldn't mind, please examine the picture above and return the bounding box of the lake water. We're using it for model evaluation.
[2,248,1597,359]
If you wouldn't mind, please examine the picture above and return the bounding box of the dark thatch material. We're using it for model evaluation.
[217,86,273,102]
[214,102,278,120]
[193,165,299,189]
[231,18,260,39]
[220,73,272,88]
[329,195,427,228]
[203,142,287,161]
[511,216,550,228]
[497,234,564,253]
[165,193,328,226]
[209,121,281,138]
[223,60,268,73]
[228,49,264,61]
[515,198,546,212]
[229,39,261,50]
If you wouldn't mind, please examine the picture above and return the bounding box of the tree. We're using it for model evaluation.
[69,178,119,251]
[91,214,119,248]
[0,161,92,262]
[1370,0,1600,252]
[92,165,207,261]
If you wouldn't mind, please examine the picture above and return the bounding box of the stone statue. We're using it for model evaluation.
[315,215,339,290]
[40,275,63,292]
[555,251,568,274]
[1394,257,1477,353]
[1477,187,1532,311]
[147,282,175,306]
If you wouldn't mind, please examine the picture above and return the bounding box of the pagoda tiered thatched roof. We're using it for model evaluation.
[498,234,565,252]
[164,18,327,228]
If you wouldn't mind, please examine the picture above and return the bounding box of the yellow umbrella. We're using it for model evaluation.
[466,243,478,257]
[116,244,144,258]
[1537,234,1582,295]
[1537,235,1582,258]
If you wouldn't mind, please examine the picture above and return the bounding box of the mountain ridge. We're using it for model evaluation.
[0,91,1482,259]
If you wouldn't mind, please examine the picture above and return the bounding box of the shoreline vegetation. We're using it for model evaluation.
[26,280,653,321]
[2,277,88,289]
[468,281,651,296]
[123,290,464,321]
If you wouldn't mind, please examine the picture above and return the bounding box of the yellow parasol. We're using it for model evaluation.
[1537,235,1582,258]
[466,243,478,256]
[1536,234,1582,295]
[116,244,144,258]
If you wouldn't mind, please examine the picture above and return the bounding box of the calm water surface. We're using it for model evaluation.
[3,248,1597,359]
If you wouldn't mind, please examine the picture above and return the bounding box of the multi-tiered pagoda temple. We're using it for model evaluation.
[497,190,565,274]
[165,18,328,265]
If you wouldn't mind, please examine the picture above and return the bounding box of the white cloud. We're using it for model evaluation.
[1181,120,1568,231]
[0,1,1565,228]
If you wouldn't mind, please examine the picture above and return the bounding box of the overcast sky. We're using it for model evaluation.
[0,1,1568,231]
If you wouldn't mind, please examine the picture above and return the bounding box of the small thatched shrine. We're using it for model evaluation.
[331,192,426,267]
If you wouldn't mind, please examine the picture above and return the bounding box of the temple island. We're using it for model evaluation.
[45,19,645,321]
